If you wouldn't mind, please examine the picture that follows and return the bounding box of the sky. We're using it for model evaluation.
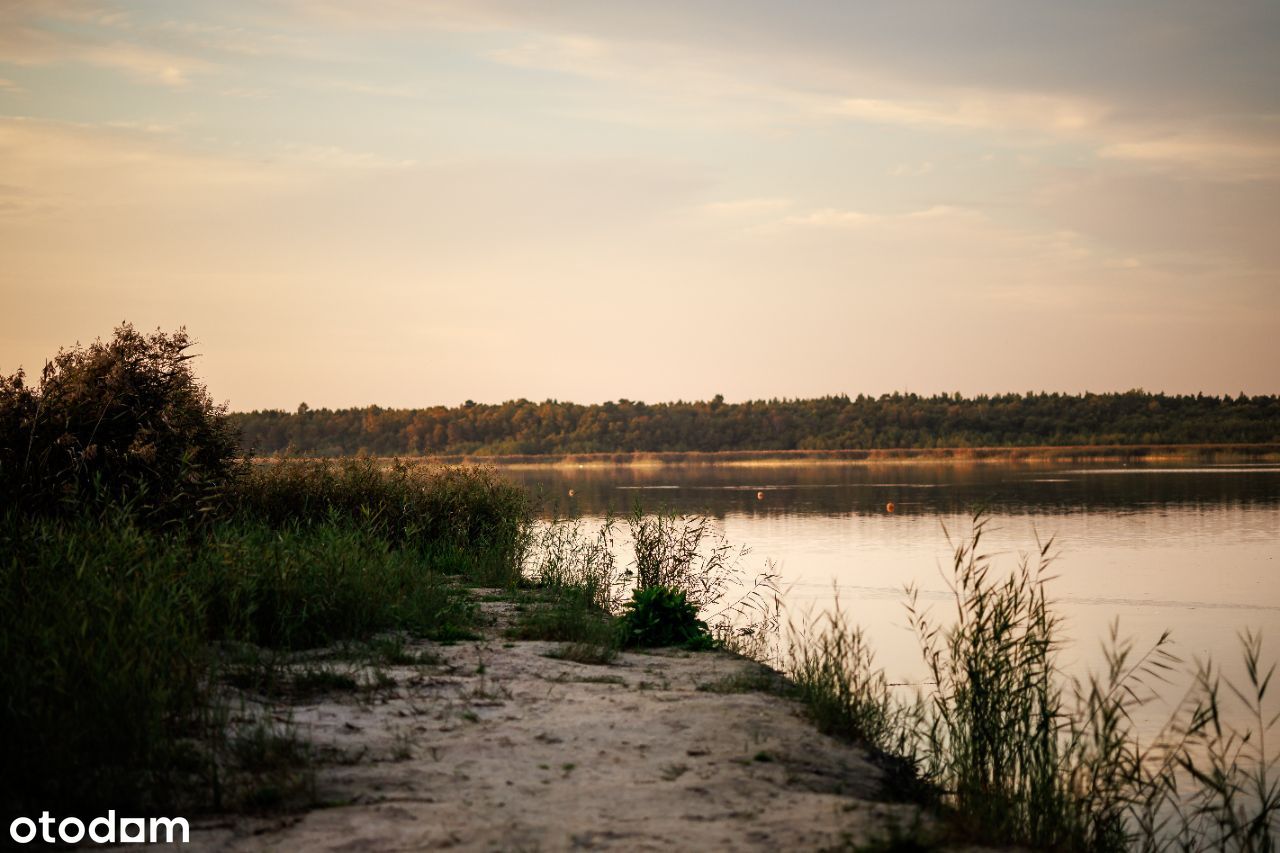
[1,0,1278,410]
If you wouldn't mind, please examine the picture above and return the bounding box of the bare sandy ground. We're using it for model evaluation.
[170,606,933,852]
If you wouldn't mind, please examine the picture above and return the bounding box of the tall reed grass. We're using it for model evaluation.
[787,513,1279,851]
[231,459,529,585]
[509,508,780,660]
[0,460,530,817]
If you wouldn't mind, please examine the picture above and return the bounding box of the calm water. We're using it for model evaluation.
[500,461,1280,708]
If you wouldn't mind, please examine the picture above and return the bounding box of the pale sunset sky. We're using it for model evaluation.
[2,1,1277,410]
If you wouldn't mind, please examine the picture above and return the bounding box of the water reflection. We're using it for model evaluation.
[503,461,1280,521]
[499,461,1280,720]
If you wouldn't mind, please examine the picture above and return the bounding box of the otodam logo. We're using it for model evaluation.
[9,811,189,845]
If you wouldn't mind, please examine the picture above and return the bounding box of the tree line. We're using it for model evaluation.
[229,391,1280,457]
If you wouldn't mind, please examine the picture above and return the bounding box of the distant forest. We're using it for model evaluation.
[229,392,1280,457]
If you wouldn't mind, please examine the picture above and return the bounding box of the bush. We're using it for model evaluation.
[0,324,240,520]
[619,585,715,649]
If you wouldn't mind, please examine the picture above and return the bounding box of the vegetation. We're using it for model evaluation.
[787,513,1280,851]
[8,324,1275,850]
[230,391,1280,457]
[1,324,241,520]
[0,323,777,819]
[0,326,529,818]
[510,507,779,662]
[231,458,529,586]
[618,586,714,650]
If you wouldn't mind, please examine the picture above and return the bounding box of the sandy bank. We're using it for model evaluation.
[168,604,936,851]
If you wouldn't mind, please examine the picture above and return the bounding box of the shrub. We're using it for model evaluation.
[619,585,715,649]
[0,324,240,520]
[625,507,779,652]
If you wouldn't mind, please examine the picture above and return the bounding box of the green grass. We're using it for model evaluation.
[230,459,529,585]
[0,459,530,817]
[510,509,780,665]
[0,509,212,814]
[193,519,479,649]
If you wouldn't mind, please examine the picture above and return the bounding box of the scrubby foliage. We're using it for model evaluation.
[0,324,241,519]
[0,326,534,818]
[231,391,1280,456]
[618,586,714,649]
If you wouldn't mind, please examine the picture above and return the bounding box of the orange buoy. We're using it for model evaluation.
[886,501,896,513]
[756,491,765,501]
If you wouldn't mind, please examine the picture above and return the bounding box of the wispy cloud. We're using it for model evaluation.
[279,144,418,170]
[830,92,1109,134]
[771,204,982,231]
[701,197,792,217]
[1098,134,1280,179]
[0,20,214,86]
[0,118,426,224]
[890,161,933,177]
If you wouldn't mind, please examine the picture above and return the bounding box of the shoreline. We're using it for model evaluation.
[172,598,930,852]
[251,443,1280,469]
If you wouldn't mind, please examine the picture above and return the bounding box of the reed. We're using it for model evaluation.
[510,509,780,660]
[231,458,530,585]
[0,459,529,817]
[786,513,1280,851]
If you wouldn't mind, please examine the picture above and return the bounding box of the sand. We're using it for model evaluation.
[168,604,935,852]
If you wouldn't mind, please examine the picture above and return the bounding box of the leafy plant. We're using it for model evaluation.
[619,585,715,649]
[0,324,241,521]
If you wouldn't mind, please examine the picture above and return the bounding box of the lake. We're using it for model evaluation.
[498,460,1280,725]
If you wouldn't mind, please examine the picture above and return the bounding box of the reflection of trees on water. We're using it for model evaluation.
[502,463,1280,520]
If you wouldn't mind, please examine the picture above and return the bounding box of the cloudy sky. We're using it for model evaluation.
[2,1,1277,409]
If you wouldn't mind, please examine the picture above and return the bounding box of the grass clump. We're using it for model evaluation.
[513,508,780,659]
[502,508,778,665]
[619,585,715,650]
[790,610,897,744]
[289,669,361,696]
[697,664,794,696]
[507,584,620,664]
[545,642,619,666]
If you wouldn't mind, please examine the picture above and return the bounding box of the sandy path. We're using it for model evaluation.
[173,610,928,851]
